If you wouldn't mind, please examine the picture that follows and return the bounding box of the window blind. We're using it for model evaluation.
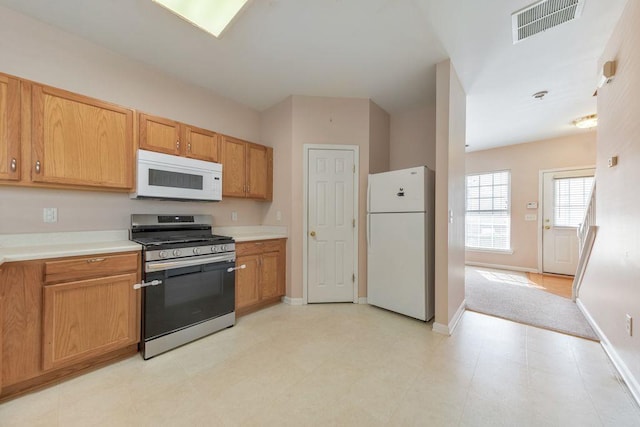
[554,176,594,227]
[465,171,511,250]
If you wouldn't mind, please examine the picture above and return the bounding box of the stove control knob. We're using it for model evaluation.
[211,246,218,253]
[220,245,227,252]
[193,247,201,255]
[158,251,168,259]
[173,249,182,257]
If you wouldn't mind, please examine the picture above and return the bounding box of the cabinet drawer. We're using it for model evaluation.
[236,240,281,257]
[44,253,139,283]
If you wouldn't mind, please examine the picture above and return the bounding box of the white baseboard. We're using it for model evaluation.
[577,299,640,406]
[465,261,538,274]
[432,299,467,336]
[281,296,304,306]
[358,297,368,304]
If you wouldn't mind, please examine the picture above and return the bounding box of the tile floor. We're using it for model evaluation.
[1,303,639,426]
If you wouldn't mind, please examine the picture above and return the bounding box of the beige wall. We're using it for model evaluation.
[580,0,640,399]
[0,6,265,234]
[368,101,391,174]
[465,133,596,271]
[434,60,466,331]
[390,105,437,171]
[288,95,371,299]
[260,97,294,295]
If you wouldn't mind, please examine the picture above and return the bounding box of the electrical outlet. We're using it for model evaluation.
[626,314,633,336]
[276,210,282,222]
[231,211,238,222]
[43,207,58,223]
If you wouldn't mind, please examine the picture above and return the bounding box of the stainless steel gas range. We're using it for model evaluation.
[130,214,240,359]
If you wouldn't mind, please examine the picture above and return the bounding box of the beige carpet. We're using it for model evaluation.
[465,267,599,341]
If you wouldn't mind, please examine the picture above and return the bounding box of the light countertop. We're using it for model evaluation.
[0,230,141,266]
[213,226,288,243]
[0,226,287,265]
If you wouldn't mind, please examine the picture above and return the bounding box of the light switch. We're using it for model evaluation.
[231,211,238,222]
[527,202,538,209]
[525,214,537,221]
[276,210,282,221]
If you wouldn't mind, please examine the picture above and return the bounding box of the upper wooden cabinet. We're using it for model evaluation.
[220,134,273,201]
[31,84,134,190]
[139,113,220,162]
[0,73,20,181]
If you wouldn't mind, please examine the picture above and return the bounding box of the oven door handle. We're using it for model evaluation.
[145,253,236,273]
[227,264,246,273]
[133,279,163,290]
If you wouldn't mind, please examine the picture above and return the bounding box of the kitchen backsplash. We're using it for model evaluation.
[0,186,270,234]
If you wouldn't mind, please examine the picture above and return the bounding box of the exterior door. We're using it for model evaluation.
[307,148,356,303]
[542,168,595,275]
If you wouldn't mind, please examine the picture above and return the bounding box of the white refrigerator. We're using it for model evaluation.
[367,166,435,321]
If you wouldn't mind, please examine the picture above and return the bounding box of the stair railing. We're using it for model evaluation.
[573,181,597,301]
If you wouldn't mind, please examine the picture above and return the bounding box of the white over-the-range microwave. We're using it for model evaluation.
[131,149,222,201]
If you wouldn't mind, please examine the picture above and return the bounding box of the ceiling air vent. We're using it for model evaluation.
[512,0,585,44]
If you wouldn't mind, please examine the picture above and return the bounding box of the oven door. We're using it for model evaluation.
[142,254,235,341]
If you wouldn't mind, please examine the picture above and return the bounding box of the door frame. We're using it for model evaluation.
[537,165,595,273]
[302,144,359,304]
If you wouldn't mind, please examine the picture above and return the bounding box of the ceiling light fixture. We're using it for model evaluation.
[573,114,598,129]
[152,0,250,38]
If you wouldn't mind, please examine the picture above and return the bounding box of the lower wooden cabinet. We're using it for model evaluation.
[0,251,140,400]
[235,239,286,316]
[42,272,139,371]
[0,261,44,392]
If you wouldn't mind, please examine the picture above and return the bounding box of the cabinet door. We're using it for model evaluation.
[184,125,219,162]
[246,143,272,200]
[260,252,281,300]
[220,135,247,197]
[235,255,260,310]
[139,113,181,156]
[0,74,20,181]
[42,273,139,371]
[31,85,134,189]
[0,262,44,388]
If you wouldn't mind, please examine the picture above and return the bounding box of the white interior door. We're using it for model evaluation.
[307,148,356,303]
[542,168,595,275]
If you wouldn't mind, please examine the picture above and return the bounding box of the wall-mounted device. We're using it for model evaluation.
[598,60,616,88]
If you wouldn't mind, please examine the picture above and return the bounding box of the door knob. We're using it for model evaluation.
[544,226,551,230]
[310,231,316,237]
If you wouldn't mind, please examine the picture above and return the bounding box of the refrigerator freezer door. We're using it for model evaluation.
[368,166,425,213]
[367,212,427,320]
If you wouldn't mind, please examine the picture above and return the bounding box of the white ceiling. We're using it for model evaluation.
[0,0,627,151]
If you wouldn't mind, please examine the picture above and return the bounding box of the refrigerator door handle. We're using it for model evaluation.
[367,214,371,248]
[367,180,371,213]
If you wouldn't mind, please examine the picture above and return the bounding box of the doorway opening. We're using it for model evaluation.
[538,166,595,294]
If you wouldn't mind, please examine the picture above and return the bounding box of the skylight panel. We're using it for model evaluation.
[152,0,250,38]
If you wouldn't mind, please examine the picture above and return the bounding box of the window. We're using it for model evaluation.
[554,176,594,227]
[465,171,511,251]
